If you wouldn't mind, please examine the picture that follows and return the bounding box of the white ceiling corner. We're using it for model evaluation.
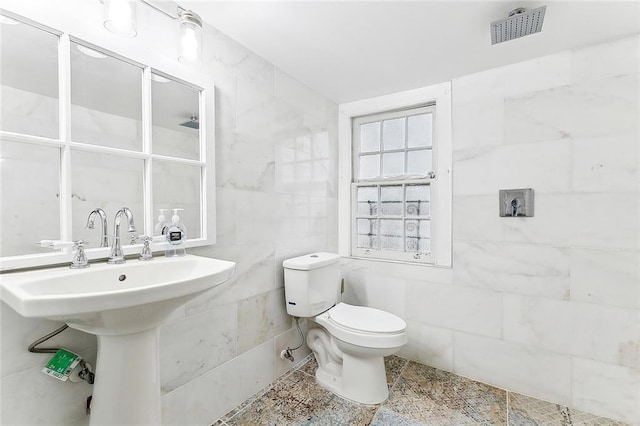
[182,0,640,103]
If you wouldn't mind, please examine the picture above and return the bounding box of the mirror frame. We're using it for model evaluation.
[0,9,216,271]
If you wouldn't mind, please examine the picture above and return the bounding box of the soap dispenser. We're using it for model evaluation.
[165,208,187,257]
[154,209,168,236]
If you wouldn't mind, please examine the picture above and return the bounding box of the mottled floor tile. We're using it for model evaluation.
[225,370,377,426]
[217,355,621,426]
[385,355,409,386]
[296,354,318,377]
[381,362,507,425]
[508,393,630,426]
[370,406,425,426]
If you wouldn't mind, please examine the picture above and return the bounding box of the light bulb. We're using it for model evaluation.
[178,11,202,65]
[181,27,198,62]
[103,0,137,38]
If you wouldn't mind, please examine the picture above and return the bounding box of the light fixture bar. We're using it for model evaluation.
[100,0,203,65]
[138,0,181,20]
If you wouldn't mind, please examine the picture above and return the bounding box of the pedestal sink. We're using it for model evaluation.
[0,254,236,426]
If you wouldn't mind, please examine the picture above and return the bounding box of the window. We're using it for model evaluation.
[338,83,452,266]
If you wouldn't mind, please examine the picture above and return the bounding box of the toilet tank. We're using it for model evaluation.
[283,252,341,317]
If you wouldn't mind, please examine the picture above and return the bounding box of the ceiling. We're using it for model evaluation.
[183,1,640,103]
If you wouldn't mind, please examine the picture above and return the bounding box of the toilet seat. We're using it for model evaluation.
[315,303,407,349]
[327,303,406,334]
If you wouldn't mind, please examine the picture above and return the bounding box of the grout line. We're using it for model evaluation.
[390,357,410,391]
[506,391,510,426]
[371,356,411,422]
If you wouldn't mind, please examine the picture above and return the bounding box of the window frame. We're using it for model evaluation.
[0,10,215,271]
[338,82,452,267]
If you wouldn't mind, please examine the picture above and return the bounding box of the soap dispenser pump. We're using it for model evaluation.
[165,208,186,257]
[154,209,168,236]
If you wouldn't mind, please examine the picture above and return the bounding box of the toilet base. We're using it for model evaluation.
[307,327,394,405]
[326,351,388,405]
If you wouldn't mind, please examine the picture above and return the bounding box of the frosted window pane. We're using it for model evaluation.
[406,220,430,253]
[380,186,402,216]
[382,117,405,150]
[406,185,430,216]
[382,152,404,177]
[407,149,431,175]
[359,154,380,179]
[313,159,329,182]
[380,219,403,251]
[357,219,378,249]
[295,162,311,181]
[360,122,380,153]
[357,187,378,216]
[408,114,432,148]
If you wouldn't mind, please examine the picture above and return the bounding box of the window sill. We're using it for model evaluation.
[340,255,452,269]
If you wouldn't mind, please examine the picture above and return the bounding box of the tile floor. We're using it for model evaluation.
[214,355,628,426]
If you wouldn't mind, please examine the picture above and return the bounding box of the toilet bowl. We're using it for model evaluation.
[283,252,408,404]
[308,302,407,404]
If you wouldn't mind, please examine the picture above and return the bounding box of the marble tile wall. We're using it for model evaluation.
[342,34,640,424]
[0,3,337,425]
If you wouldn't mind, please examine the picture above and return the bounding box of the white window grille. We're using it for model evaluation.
[352,106,436,263]
[339,82,452,267]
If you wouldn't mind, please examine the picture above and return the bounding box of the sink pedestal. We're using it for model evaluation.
[91,328,161,426]
[0,254,236,426]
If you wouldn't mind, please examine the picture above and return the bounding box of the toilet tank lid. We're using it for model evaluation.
[282,252,340,270]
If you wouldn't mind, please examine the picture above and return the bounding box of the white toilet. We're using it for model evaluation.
[283,252,407,404]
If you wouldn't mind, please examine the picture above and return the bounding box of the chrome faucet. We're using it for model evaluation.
[85,208,109,247]
[107,207,136,264]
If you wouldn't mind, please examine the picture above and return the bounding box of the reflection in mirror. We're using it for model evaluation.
[0,15,59,138]
[0,140,61,256]
[153,160,201,239]
[71,42,142,151]
[71,150,144,246]
[152,73,200,160]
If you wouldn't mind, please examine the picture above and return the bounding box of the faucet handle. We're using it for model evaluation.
[137,236,154,261]
[70,240,90,269]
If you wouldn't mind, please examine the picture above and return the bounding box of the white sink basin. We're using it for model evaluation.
[0,254,235,426]
[1,254,235,333]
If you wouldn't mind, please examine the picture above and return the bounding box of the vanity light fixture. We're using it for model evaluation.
[177,10,202,65]
[100,0,203,65]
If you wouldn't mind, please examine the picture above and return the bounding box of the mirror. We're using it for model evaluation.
[0,15,59,138]
[0,11,207,267]
[152,72,200,160]
[153,160,201,239]
[70,42,143,151]
[0,141,61,257]
[71,150,145,245]
[151,72,202,239]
